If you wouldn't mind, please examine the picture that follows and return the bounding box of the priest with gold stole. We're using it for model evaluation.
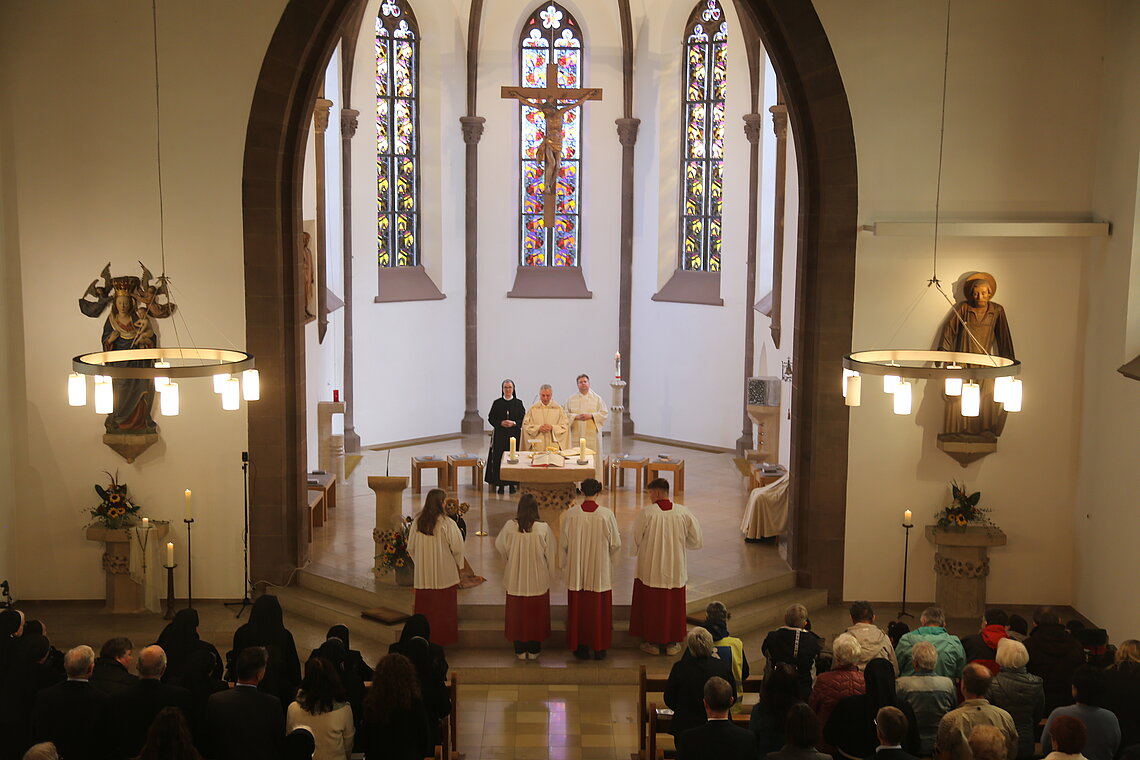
[565,374,608,477]
[523,384,570,450]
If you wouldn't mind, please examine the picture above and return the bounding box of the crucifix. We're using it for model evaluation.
[502,62,603,228]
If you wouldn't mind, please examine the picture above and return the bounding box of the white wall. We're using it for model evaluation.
[1075,0,1140,636]
[0,0,285,599]
[816,0,1106,605]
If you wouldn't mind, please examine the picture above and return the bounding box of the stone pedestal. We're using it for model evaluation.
[610,379,626,456]
[317,401,345,480]
[925,525,1007,619]
[86,523,169,614]
[369,476,408,575]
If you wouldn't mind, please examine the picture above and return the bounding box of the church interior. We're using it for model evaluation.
[2,0,1139,757]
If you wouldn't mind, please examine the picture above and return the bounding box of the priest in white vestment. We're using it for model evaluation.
[565,373,608,478]
[522,384,570,450]
[558,477,621,659]
[407,488,465,646]
[495,493,556,659]
[630,477,703,656]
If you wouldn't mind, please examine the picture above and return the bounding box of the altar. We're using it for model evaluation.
[500,451,596,537]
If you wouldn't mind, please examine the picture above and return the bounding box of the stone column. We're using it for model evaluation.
[609,378,627,457]
[736,113,764,455]
[460,116,486,436]
[369,476,408,574]
[767,101,788,349]
[615,117,640,436]
[313,98,333,343]
[339,108,361,453]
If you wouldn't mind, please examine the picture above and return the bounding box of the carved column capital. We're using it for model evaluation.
[459,116,486,145]
[615,117,641,147]
[769,103,788,139]
[313,98,334,134]
[743,113,764,144]
[341,108,360,139]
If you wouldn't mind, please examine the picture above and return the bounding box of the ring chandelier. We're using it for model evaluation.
[841,350,1021,416]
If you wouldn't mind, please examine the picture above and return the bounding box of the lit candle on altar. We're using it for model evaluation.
[615,351,621,379]
[904,509,913,524]
[509,436,516,455]
[184,489,193,520]
[167,542,175,566]
[580,437,586,458]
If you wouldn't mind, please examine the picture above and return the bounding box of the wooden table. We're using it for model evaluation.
[411,456,449,493]
[607,455,649,491]
[646,457,685,495]
[307,471,336,515]
[447,454,484,489]
[500,452,596,538]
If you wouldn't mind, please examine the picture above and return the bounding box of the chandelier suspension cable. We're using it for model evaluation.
[150,0,168,281]
[928,0,952,291]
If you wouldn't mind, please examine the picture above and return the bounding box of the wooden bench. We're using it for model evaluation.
[307,471,337,511]
[411,456,450,493]
[307,489,325,535]
[634,664,761,760]
[447,454,484,489]
[608,455,649,492]
[646,457,685,496]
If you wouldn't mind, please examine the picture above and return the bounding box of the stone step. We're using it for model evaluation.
[297,568,413,613]
[275,584,405,648]
[687,570,798,612]
[712,586,831,635]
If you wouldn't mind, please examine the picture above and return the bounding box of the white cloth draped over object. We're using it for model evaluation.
[495,520,556,596]
[631,502,703,589]
[522,401,570,450]
[558,505,621,592]
[565,390,608,476]
[128,525,162,613]
[741,473,790,539]
[407,514,465,589]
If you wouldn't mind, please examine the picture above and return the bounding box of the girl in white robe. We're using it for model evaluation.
[407,489,465,646]
[495,493,556,660]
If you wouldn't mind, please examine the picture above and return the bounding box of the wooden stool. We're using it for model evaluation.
[307,489,325,538]
[748,464,786,491]
[411,456,449,493]
[307,472,336,513]
[447,454,484,488]
[646,457,685,496]
[608,456,648,491]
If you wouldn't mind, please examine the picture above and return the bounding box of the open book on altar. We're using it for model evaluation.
[531,451,566,467]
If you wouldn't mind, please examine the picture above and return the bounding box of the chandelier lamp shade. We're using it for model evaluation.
[841,350,1021,416]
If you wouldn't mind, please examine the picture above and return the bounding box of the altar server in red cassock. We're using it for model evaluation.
[495,493,556,660]
[630,478,703,656]
[407,488,465,646]
[558,478,621,660]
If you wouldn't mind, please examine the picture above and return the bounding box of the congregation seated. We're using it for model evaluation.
[897,607,966,679]
[808,633,865,744]
[1101,639,1140,752]
[664,627,736,739]
[1,634,63,760]
[19,745,58,760]
[1043,715,1091,760]
[843,601,900,674]
[156,608,224,687]
[287,656,355,760]
[179,648,229,751]
[358,653,434,760]
[1041,667,1121,760]
[750,662,803,755]
[90,636,137,697]
[676,676,758,760]
[825,658,920,759]
[896,641,957,757]
[0,608,26,682]
[206,645,284,760]
[962,609,1010,675]
[701,601,750,704]
[1006,615,1029,643]
[311,623,373,689]
[765,703,831,760]
[311,636,367,740]
[968,725,1011,760]
[872,705,921,760]
[133,705,202,760]
[21,622,63,677]
[104,644,193,760]
[763,603,824,699]
[30,645,103,760]
[1026,606,1086,714]
[284,727,317,760]
[934,663,1018,760]
[399,633,452,748]
[986,638,1045,760]
[229,594,302,710]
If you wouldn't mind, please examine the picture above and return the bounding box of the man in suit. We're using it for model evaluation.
[90,636,137,696]
[676,677,757,760]
[31,645,105,760]
[873,706,921,760]
[103,644,192,759]
[206,645,284,760]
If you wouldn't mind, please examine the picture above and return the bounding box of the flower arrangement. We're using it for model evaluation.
[90,472,142,529]
[375,516,413,575]
[934,481,996,532]
[443,497,470,519]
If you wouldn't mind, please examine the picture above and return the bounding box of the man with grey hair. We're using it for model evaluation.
[522,384,569,450]
[20,744,60,760]
[664,628,736,739]
[936,663,1018,760]
[845,600,900,674]
[762,602,823,698]
[105,644,191,759]
[31,645,104,760]
[675,676,758,760]
[897,641,958,756]
[897,606,966,678]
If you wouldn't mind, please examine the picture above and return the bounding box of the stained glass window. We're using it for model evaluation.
[680,0,727,272]
[376,0,419,267]
[517,2,584,267]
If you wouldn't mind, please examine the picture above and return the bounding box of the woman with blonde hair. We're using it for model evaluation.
[407,489,465,646]
[495,493,555,660]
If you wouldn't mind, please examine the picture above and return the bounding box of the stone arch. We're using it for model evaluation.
[242,0,856,599]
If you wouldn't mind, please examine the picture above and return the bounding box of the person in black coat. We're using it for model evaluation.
[156,609,224,686]
[825,658,921,759]
[389,614,449,678]
[206,646,284,760]
[664,628,736,738]
[316,625,373,683]
[749,663,804,756]
[229,594,301,709]
[30,645,105,760]
[485,379,526,493]
[103,644,192,760]
[762,604,824,700]
[869,706,921,760]
[1025,607,1086,713]
[90,636,137,697]
[179,647,228,754]
[676,676,758,760]
[0,608,25,682]
[2,635,64,760]
[358,653,433,760]
[21,621,63,678]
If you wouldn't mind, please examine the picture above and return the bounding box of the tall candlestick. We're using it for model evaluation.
[904,509,913,524]
[184,489,192,520]
[166,542,175,566]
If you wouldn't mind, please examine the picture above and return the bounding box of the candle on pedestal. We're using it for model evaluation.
[615,351,621,379]
[166,542,175,566]
[580,437,586,457]
[904,509,913,524]
[184,489,192,520]
[509,436,516,455]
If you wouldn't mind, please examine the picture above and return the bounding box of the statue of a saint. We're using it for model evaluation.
[938,273,1015,447]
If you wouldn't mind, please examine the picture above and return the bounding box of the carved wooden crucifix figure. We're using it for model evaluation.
[502,62,602,228]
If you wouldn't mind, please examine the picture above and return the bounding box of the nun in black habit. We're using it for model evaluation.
[485,379,526,494]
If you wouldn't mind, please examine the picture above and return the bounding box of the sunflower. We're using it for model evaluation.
[108,493,122,504]
[395,558,405,567]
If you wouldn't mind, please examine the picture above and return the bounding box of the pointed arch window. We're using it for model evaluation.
[375,0,419,267]
[517,2,584,267]
[680,0,727,272]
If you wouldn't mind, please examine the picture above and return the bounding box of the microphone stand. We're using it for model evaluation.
[225,452,254,618]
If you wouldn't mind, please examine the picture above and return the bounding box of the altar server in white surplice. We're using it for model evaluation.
[558,478,621,660]
[495,493,556,660]
[522,384,570,450]
[565,373,608,478]
[406,488,465,646]
[630,478,703,656]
